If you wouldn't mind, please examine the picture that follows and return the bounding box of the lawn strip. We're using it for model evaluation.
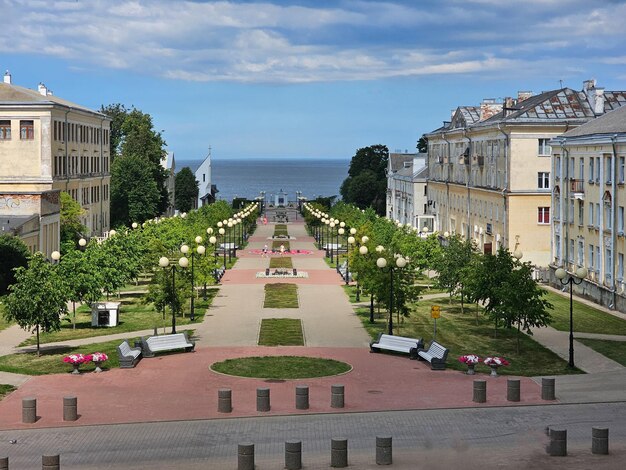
[269,257,293,269]
[264,283,299,308]
[258,318,304,346]
[211,356,350,379]
[576,338,626,366]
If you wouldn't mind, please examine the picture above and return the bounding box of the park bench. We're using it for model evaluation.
[213,266,226,282]
[337,261,352,283]
[117,340,142,368]
[370,333,424,359]
[416,340,449,370]
[141,332,195,358]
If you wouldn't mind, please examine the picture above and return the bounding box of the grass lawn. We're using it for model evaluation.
[272,241,290,251]
[356,297,581,377]
[0,384,16,400]
[211,356,351,379]
[264,283,299,308]
[543,290,626,335]
[270,257,293,269]
[258,318,304,346]
[342,285,372,304]
[577,338,626,366]
[19,290,217,346]
[274,224,289,237]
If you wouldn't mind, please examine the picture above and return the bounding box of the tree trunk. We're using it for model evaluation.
[72,301,76,330]
[36,324,40,357]
[516,321,521,354]
[460,292,465,314]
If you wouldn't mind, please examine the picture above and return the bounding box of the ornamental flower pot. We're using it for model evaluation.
[484,356,510,377]
[467,364,476,375]
[71,363,81,375]
[489,365,499,377]
[459,354,481,375]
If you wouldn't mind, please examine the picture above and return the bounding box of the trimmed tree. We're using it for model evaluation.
[60,191,87,244]
[3,253,68,356]
[175,167,199,213]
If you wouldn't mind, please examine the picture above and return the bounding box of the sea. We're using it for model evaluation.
[176,158,350,203]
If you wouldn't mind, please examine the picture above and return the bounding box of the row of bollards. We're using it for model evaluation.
[219,384,345,413]
[237,436,392,470]
[472,377,556,403]
[548,427,610,456]
[0,455,60,469]
[22,397,77,424]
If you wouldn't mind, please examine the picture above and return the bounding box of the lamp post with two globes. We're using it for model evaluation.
[555,266,588,369]
[158,256,189,334]
[376,250,408,336]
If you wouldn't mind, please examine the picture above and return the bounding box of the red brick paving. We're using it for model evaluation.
[0,346,544,430]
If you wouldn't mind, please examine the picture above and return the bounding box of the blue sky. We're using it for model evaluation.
[2,0,626,160]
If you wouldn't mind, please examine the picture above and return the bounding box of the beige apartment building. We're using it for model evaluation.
[551,105,626,311]
[0,72,111,257]
[425,80,626,268]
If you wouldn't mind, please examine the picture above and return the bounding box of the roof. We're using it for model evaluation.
[450,107,481,129]
[389,153,415,172]
[162,152,175,170]
[0,82,107,117]
[562,105,626,137]
[413,165,429,180]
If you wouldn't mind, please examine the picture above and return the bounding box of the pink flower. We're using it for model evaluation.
[484,356,510,367]
[90,352,108,362]
[63,354,87,365]
[459,354,481,365]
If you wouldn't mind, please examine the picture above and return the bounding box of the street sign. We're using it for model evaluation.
[431,305,441,319]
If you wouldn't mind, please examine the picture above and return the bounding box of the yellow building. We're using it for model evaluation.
[551,105,626,311]
[0,72,111,257]
[425,80,626,268]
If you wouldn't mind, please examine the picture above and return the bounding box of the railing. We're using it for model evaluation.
[570,179,584,194]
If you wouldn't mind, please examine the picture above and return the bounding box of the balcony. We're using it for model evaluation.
[569,179,584,198]
[458,155,469,165]
[472,155,485,166]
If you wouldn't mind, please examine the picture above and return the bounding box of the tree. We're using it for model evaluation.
[0,235,30,296]
[340,145,389,215]
[100,103,129,161]
[60,191,87,244]
[435,235,478,313]
[3,253,68,356]
[417,136,428,153]
[175,167,199,213]
[111,154,161,226]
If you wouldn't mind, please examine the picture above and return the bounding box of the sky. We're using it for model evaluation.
[2,0,626,160]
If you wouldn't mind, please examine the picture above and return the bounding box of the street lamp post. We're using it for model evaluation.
[218,227,226,267]
[337,226,344,272]
[376,251,407,336]
[158,256,189,334]
[346,228,356,286]
[555,266,588,369]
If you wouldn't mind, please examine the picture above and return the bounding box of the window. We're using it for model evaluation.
[596,203,600,228]
[619,253,624,282]
[589,157,594,182]
[569,239,574,263]
[555,156,561,179]
[620,206,624,233]
[569,200,574,223]
[555,235,561,260]
[578,240,584,266]
[589,202,594,225]
[589,244,594,270]
[20,120,34,140]
[538,138,551,156]
[604,193,612,229]
[605,155,613,184]
[579,158,585,180]
[596,246,601,272]
[606,247,613,282]
[538,207,550,224]
[596,158,600,183]
[538,172,550,189]
[0,120,11,140]
[620,157,625,184]
[578,201,584,226]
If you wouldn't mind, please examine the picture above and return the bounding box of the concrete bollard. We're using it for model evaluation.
[285,440,302,470]
[22,397,37,424]
[237,443,254,470]
[473,380,486,403]
[542,378,556,400]
[331,438,348,468]
[63,396,78,421]
[257,388,270,412]
[218,389,232,413]
[42,454,60,470]
[592,427,609,455]
[0,457,7,470]
[295,385,309,410]
[507,379,520,402]
[331,384,344,408]
[376,436,392,465]
[547,428,567,456]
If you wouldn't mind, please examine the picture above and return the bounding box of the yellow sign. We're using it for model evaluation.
[431,305,441,319]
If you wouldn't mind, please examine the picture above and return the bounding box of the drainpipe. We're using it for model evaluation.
[100,117,106,235]
[463,130,473,240]
[611,135,618,309]
[63,109,70,192]
[497,124,510,248]
[562,144,570,269]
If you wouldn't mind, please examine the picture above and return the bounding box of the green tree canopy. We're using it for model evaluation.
[60,191,87,244]
[3,253,68,355]
[0,235,30,296]
[175,167,199,213]
[111,154,161,226]
[340,145,388,215]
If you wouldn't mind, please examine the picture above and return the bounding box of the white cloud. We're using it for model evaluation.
[0,0,624,83]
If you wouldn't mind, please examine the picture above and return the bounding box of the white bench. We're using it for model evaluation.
[141,332,195,358]
[416,341,449,370]
[370,333,424,359]
[117,340,142,368]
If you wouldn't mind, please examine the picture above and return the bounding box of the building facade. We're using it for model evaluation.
[195,147,217,207]
[0,72,111,256]
[162,152,176,216]
[425,80,626,268]
[551,105,626,311]
[386,152,432,230]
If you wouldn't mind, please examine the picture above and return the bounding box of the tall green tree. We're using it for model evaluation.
[100,103,129,160]
[435,235,478,313]
[0,235,30,296]
[60,191,87,244]
[111,154,161,226]
[3,253,68,356]
[417,136,428,153]
[340,145,389,215]
[175,167,199,213]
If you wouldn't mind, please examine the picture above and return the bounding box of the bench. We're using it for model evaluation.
[416,341,449,370]
[213,266,226,282]
[141,332,195,358]
[370,333,424,359]
[117,340,142,368]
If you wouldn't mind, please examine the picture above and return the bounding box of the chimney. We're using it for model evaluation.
[38,82,48,96]
[593,88,605,115]
[503,97,515,117]
[583,79,605,115]
[517,91,533,102]
[3,70,10,84]
[479,98,503,121]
